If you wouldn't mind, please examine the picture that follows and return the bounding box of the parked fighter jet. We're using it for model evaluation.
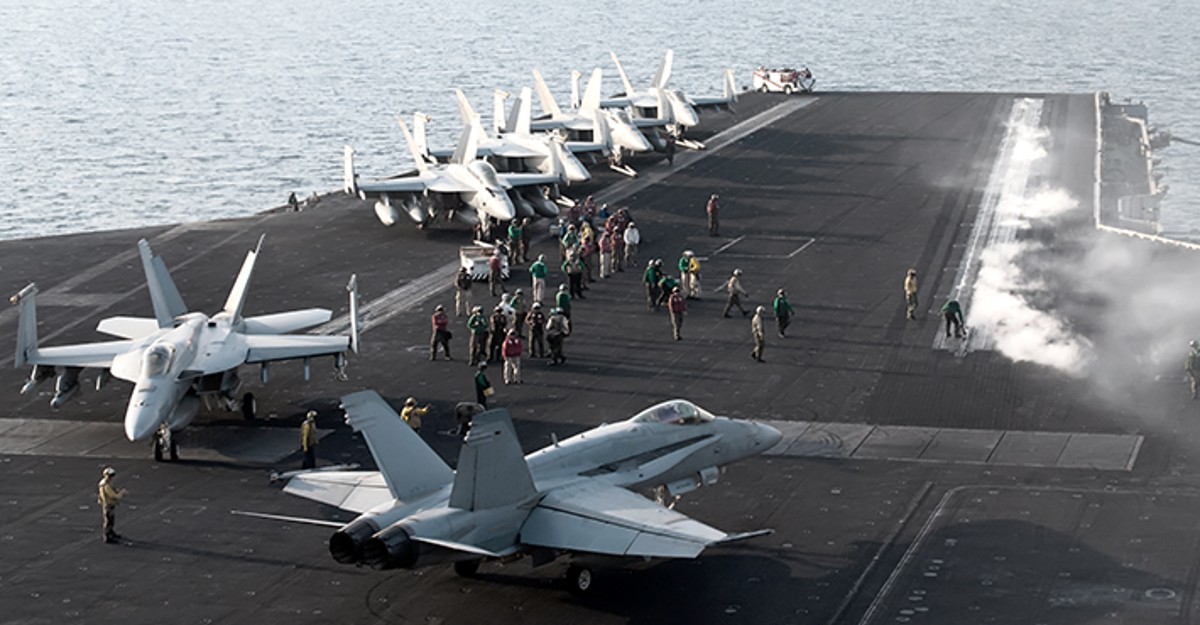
[601,50,738,131]
[11,236,359,460]
[529,68,654,160]
[344,114,569,227]
[421,88,592,188]
[242,391,781,594]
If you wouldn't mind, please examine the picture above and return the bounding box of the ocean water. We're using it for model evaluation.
[1,0,1197,241]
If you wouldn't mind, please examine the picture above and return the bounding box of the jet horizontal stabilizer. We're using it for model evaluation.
[230,509,346,529]
[409,536,517,558]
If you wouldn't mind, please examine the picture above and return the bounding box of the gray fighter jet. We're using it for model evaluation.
[11,236,359,460]
[244,391,781,594]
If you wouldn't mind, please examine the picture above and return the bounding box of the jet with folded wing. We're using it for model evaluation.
[528,67,654,163]
[11,236,359,460]
[257,391,781,594]
[343,112,568,229]
[602,50,738,129]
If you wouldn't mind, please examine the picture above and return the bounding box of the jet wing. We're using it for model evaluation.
[356,177,431,195]
[24,340,134,368]
[96,316,161,339]
[284,471,392,514]
[565,141,607,155]
[243,334,349,363]
[242,309,332,334]
[519,481,727,559]
[497,172,562,189]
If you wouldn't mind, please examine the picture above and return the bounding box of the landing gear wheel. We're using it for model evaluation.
[241,392,257,421]
[153,436,163,462]
[454,559,481,577]
[169,437,179,461]
[567,564,595,595]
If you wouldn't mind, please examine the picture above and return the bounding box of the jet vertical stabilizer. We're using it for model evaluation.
[512,87,533,136]
[222,234,265,323]
[341,391,453,500]
[570,69,582,109]
[723,68,738,104]
[448,408,537,511]
[412,113,433,162]
[652,49,674,89]
[609,51,635,96]
[396,117,431,175]
[138,239,188,328]
[12,283,39,368]
[493,89,510,136]
[532,69,563,118]
[449,115,480,165]
[343,146,359,195]
[579,68,604,114]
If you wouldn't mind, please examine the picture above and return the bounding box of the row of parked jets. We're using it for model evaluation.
[343,50,737,229]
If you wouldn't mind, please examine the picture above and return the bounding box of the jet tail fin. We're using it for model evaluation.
[347,274,360,354]
[610,52,635,96]
[448,408,537,511]
[579,68,603,114]
[513,87,533,136]
[652,49,674,89]
[493,89,510,135]
[412,113,432,161]
[343,146,359,195]
[341,391,454,501]
[222,234,264,322]
[449,115,480,165]
[531,69,563,119]
[396,117,431,175]
[723,68,738,103]
[11,283,39,368]
[570,69,582,109]
[138,239,188,328]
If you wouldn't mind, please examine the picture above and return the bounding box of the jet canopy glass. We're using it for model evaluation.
[142,344,174,376]
[631,400,716,425]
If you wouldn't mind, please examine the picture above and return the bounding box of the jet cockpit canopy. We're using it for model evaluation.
[631,399,715,426]
[468,161,504,190]
[142,344,174,377]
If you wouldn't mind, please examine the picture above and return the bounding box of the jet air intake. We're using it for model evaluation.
[360,524,418,570]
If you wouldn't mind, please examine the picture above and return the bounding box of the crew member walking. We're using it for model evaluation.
[773,289,795,338]
[467,306,489,366]
[97,466,127,544]
[546,308,571,365]
[300,410,319,469]
[751,306,766,362]
[644,259,662,310]
[488,250,505,297]
[706,193,720,236]
[474,363,494,408]
[526,302,547,358]
[904,269,919,320]
[722,269,750,317]
[502,329,524,384]
[668,286,687,340]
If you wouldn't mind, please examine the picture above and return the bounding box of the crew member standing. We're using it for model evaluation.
[530,254,548,304]
[507,219,524,266]
[488,250,505,297]
[623,221,640,268]
[546,307,571,365]
[430,305,452,360]
[706,193,720,237]
[1187,340,1200,400]
[467,306,489,366]
[97,466,127,544]
[644,259,662,310]
[453,267,473,317]
[668,286,687,340]
[751,306,766,362]
[526,302,547,358]
[400,397,431,432]
[556,283,573,320]
[300,410,319,469]
[773,288,795,338]
[904,268,919,320]
[502,329,524,384]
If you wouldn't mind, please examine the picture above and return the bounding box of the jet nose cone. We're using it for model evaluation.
[757,422,783,450]
[125,408,161,442]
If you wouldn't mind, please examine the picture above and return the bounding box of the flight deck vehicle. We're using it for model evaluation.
[752,67,815,94]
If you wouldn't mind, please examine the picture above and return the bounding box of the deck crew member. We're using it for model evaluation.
[526,302,547,358]
[502,329,524,384]
[300,411,319,469]
[942,299,965,339]
[401,397,431,432]
[722,269,749,317]
[546,308,571,365]
[430,305,452,360]
[623,221,640,268]
[1187,340,1200,400]
[453,267,473,317]
[706,193,720,237]
[475,363,494,408]
[751,306,766,362]
[773,289,795,338]
[530,255,548,304]
[97,467,127,544]
[904,269,919,320]
[467,306,489,367]
[668,286,687,340]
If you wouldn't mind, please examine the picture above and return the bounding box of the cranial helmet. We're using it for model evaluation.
[102,467,116,477]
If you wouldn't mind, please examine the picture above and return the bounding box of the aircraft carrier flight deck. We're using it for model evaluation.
[3,90,1200,625]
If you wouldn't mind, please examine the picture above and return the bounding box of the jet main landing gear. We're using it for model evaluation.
[152,423,179,462]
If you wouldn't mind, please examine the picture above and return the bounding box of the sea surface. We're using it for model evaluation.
[2,0,1197,242]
